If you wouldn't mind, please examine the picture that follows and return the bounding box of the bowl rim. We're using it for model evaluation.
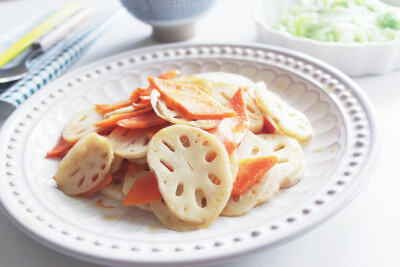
[253,0,400,48]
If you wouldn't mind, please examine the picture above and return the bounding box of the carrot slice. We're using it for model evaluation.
[148,77,236,120]
[231,156,278,196]
[117,112,168,129]
[132,100,151,109]
[208,88,250,156]
[93,106,153,127]
[95,99,132,114]
[263,115,278,134]
[129,87,147,103]
[81,173,112,197]
[122,172,160,206]
[129,70,181,102]
[46,136,76,158]
[157,69,181,80]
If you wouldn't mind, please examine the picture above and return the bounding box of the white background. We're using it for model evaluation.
[0,0,399,266]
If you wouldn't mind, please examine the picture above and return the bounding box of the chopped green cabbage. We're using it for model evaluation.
[273,0,400,43]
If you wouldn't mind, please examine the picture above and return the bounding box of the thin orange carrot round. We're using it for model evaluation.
[117,112,168,129]
[95,99,132,114]
[93,106,153,128]
[46,136,76,158]
[231,156,278,196]
[208,88,250,156]
[122,172,160,206]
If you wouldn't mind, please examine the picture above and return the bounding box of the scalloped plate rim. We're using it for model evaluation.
[0,42,381,266]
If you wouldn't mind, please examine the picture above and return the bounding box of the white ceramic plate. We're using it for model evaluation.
[0,43,380,266]
[254,0,400,77]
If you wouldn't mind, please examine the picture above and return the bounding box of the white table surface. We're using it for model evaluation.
[0,0,399,266]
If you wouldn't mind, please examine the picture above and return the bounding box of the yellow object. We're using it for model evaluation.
[0,2,83,68]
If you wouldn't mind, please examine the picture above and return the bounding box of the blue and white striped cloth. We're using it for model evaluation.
[0,9,122,107]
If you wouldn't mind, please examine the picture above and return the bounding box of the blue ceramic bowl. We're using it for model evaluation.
[120,0,215,41]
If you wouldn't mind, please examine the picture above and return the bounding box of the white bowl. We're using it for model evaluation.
[254,0,400,77]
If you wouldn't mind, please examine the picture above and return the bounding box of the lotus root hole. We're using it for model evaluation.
[160,160,174,172]
[297,124,306,129]
[128,139,137,146]
[78,115,88,122]
[68,167,81,177]
[289,112,297,117]
[92,173,99,182]
[274,144,286,152]
[202,140,209,146]
[142,137,150,146]
[101,151,108,159]
[77,176,85,187]
[101,164,106,170]
[205,151,217,162]
[179,135,190,148]
[251,147,260,155]
[208,174,221,185]
[90,162,95,168]
[121,129,130,136]
[232,195,241,202]
[175,184,184,196]
[278,158,289,163]
[162,140,175,152]
[195,189,207,208]
[201,198,207,208]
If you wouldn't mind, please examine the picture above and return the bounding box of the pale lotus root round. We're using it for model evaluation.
[62,108,103,142]
[254,82,313,141]
[257,134,305,205]
[221,132,273,216]
[150,198,210,232]
[108,127,150,159]
[54,133,113,195]
[194,72,264,133]
[147,125,233,224]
